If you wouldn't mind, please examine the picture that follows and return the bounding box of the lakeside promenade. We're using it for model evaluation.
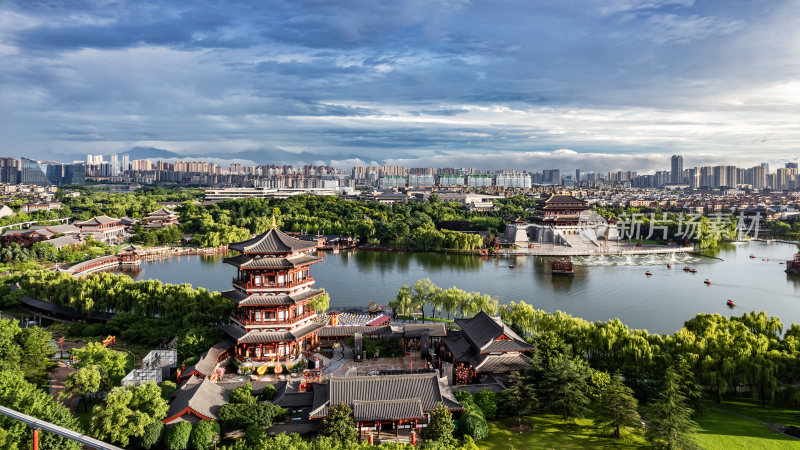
[496,242,695,257]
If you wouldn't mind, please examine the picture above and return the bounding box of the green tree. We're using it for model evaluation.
[320,403,358,443]
[460,405,488,441]
[165,422,192,450]
[540,349,591,421]
[189,420,220,450]
[499,371,537,429]
[595,372,642,438]
[0,370,81,450]
[18,326,56,381]
[421,403,456,447]
[646,366,698,449]
[72,342,127,379]
[138,420,164,449]
[472,390,497,420]
[229,382,256,405]
[89,382,168,447]
[161,380,178,399]
[310,292,330,313]
[60,365,102,411]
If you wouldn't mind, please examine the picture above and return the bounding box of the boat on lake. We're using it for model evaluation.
[786,253,800,275]
[645,271,652,276]
[704,279,711,285]
[552,257,574,275]
[727,300,735,307]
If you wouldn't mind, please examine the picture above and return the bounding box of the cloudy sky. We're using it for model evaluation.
[1,0,799,172]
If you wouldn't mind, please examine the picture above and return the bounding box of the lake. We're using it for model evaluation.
[117,241,800,335]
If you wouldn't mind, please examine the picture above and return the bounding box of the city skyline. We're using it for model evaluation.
[1,1,799,171]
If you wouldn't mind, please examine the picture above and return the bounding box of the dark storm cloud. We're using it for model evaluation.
[1,0,799,170]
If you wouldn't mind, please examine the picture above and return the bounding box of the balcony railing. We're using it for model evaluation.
[232,311,316,327]
[231,277,314,291]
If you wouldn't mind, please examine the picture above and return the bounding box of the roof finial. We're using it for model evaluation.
[270,215,277,229]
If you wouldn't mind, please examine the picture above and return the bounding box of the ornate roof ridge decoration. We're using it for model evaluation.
[221,288,324,306]
[222,253,321,269]
[228,220,318,254]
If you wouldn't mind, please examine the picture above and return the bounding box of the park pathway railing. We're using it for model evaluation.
[0,404,122,450]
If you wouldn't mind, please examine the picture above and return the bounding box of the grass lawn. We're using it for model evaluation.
[694,399,800,449]
[479,415,645,449]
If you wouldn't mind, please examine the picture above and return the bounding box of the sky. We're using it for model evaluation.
[1,0,799,173]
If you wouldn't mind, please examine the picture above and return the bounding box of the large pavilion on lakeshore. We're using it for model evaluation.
[220,218,328,372]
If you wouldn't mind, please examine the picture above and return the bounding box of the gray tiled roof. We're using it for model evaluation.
[273,382,315,408]
[308,373,462,420]
[228,228,318,254]
[219,324,247,341]
[75,215,120,226]
[353,398,424,421]
[223,254,321,269]
[442,332,472,361]
[166,375,229,422]
[318,325,392,338]
[454,311,532,353]
[402,323,447,338]
[469,352,530,373]
[147,208,177,217]
[194,339,234,376]
[236,320,327,343]
[222,288,324,306]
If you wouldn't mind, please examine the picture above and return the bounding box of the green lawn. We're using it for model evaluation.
[694,400,800,450]
[479,415,644,449]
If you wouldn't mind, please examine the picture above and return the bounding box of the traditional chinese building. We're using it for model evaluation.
[528,194,599,244]
[532,194,592,229]
[74,215,125,244]
[309,373,462,441]
[442,311,532,384]
[220,217,327,372]
[145,208,180,228]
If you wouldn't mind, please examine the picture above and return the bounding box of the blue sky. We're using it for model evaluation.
[1,0,798,172]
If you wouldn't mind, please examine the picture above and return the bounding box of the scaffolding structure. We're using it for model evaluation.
[121,369,161,386]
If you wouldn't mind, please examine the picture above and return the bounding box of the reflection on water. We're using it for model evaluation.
[110,242,800,335]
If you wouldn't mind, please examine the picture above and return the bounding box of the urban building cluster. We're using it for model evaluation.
[2,154,800,193]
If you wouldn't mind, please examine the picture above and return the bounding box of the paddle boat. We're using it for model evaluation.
[645,271,653,276]
[726,299,735,308]
[704,279,711,285]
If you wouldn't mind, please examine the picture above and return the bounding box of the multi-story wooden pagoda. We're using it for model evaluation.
[220,217,327,371]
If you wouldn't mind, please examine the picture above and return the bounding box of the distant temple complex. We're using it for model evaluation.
[220,217,327,372]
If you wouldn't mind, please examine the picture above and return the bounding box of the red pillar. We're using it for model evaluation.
[33,428,39,450]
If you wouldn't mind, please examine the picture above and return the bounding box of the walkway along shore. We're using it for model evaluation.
[62,245,229,277]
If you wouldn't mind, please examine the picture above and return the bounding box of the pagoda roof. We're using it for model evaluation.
[228,227,317,254]
[469,352,530,372]
[221,288,324,306]
[542,194,588,205]
[75,215,120,226]
[222,253,321,269]
[147,208,177,217]
[454,311,532,353]
[226,320,328,344]
[309,372,462,420]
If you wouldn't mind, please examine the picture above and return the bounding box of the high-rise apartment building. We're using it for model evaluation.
[670,155,683,183]
[0,158,20,184]
[122,154,130,172]
[110,153,119,176]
